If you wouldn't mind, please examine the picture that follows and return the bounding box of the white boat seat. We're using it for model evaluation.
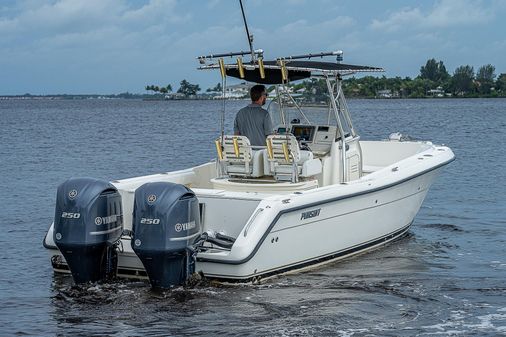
[265,134,322,182]
[215,135,263,178]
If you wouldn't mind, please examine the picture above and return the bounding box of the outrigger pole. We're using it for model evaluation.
[277,51,344,62]
[239,0,256,62]
[197,50,262,61]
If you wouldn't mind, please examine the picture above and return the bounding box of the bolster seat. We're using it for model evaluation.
[215,135,263,178]
[265,134,322,182]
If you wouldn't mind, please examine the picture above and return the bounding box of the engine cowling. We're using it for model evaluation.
[132,182,201,289]
[53,177,123,284]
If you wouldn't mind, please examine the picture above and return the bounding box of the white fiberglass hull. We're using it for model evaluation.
[44,140,454,282]
[198,168,440,280]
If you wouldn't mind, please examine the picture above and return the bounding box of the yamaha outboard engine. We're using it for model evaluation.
[132,182,201,289]
[53,178,123,284]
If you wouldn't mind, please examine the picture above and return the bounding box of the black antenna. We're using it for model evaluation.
[239,0,255,62]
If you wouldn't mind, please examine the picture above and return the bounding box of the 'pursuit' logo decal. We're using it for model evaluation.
[301,208,321,220]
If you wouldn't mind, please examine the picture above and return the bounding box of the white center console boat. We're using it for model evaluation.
[43,6,454,289]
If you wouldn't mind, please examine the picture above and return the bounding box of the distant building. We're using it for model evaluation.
[209,82,250,99]
[376,89,392,98]
[165,93,185,100]
[224,82,249,99]
[427,86,445,97]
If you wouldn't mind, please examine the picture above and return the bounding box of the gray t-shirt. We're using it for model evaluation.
[234,103,273,146]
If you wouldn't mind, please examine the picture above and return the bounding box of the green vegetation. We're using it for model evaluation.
[340,59,506,98]
[141,60,503,101]
[145,80,201,98]
[206,82,223,92]
[145,84,172,94]
[420,58,450,83]
[288,59,505,100]
[177,79,200,97]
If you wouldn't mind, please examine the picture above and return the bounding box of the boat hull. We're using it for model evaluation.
[197,167,440,280]
[44,141,454,283]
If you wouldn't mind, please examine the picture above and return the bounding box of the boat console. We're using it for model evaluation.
[277,124,338,156]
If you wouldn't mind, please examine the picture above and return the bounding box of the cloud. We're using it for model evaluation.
[280,16,355,33]
[0,0,189,42]
[121,0,190,25]
[1,0,505,94]
[370,7,423,32]
[425,0,492,27]
[0,0,196,94]
[268,16,355,54]
[206,0,222,9]
[371,0,494,32]
[0,0,123,35]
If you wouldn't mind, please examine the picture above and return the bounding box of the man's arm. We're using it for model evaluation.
[263,111,273,136]
[234,113,241,135]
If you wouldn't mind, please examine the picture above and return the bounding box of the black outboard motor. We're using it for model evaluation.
[53,177,123,284]
[132,182,201,289]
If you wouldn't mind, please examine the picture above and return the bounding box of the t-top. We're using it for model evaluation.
[233,103,273,146]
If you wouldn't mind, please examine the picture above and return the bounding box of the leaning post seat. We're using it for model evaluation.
[265,134,322,182]
[215,135,264,178]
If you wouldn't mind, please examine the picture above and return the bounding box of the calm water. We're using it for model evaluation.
[0,98,505,336]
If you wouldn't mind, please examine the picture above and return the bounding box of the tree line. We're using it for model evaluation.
[340,59,505,99]
[147,59,505,100]
[145,80,201,97]
[288,59,505,101]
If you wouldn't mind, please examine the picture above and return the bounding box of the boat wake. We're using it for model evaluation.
[419,222,465,232]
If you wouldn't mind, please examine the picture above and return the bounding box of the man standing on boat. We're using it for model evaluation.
[234,84,272,146]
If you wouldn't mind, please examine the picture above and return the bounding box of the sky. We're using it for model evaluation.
[1,0,505,95]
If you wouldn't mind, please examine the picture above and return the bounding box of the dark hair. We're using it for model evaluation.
[250,84,266,101]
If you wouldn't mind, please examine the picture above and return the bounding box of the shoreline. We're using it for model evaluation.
[2,94,506,101]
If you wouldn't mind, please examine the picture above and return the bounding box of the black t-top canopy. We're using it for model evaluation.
[200,60,383,84]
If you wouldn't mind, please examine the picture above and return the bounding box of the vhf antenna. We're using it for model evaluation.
[239,0,255,62]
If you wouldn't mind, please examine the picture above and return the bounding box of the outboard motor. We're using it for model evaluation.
[53,178,123,284]
[132,182,201,289]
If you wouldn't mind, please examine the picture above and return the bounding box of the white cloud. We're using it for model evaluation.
[272,16,355,53]
[0,0,194,93]
[275,15,355,48]
[121,0,189,25]
[371,0,494,32]
[370,7,423,32]
[425,0,492,27]
[1,0,505,94]
[0,0,123,34]
[0,0,189,41]
[207,0,222,10]
[280,16,355,34]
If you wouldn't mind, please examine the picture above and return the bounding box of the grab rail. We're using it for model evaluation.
[243,208,264,237]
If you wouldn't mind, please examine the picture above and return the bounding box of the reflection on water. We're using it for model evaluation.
[1,98,505,335]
